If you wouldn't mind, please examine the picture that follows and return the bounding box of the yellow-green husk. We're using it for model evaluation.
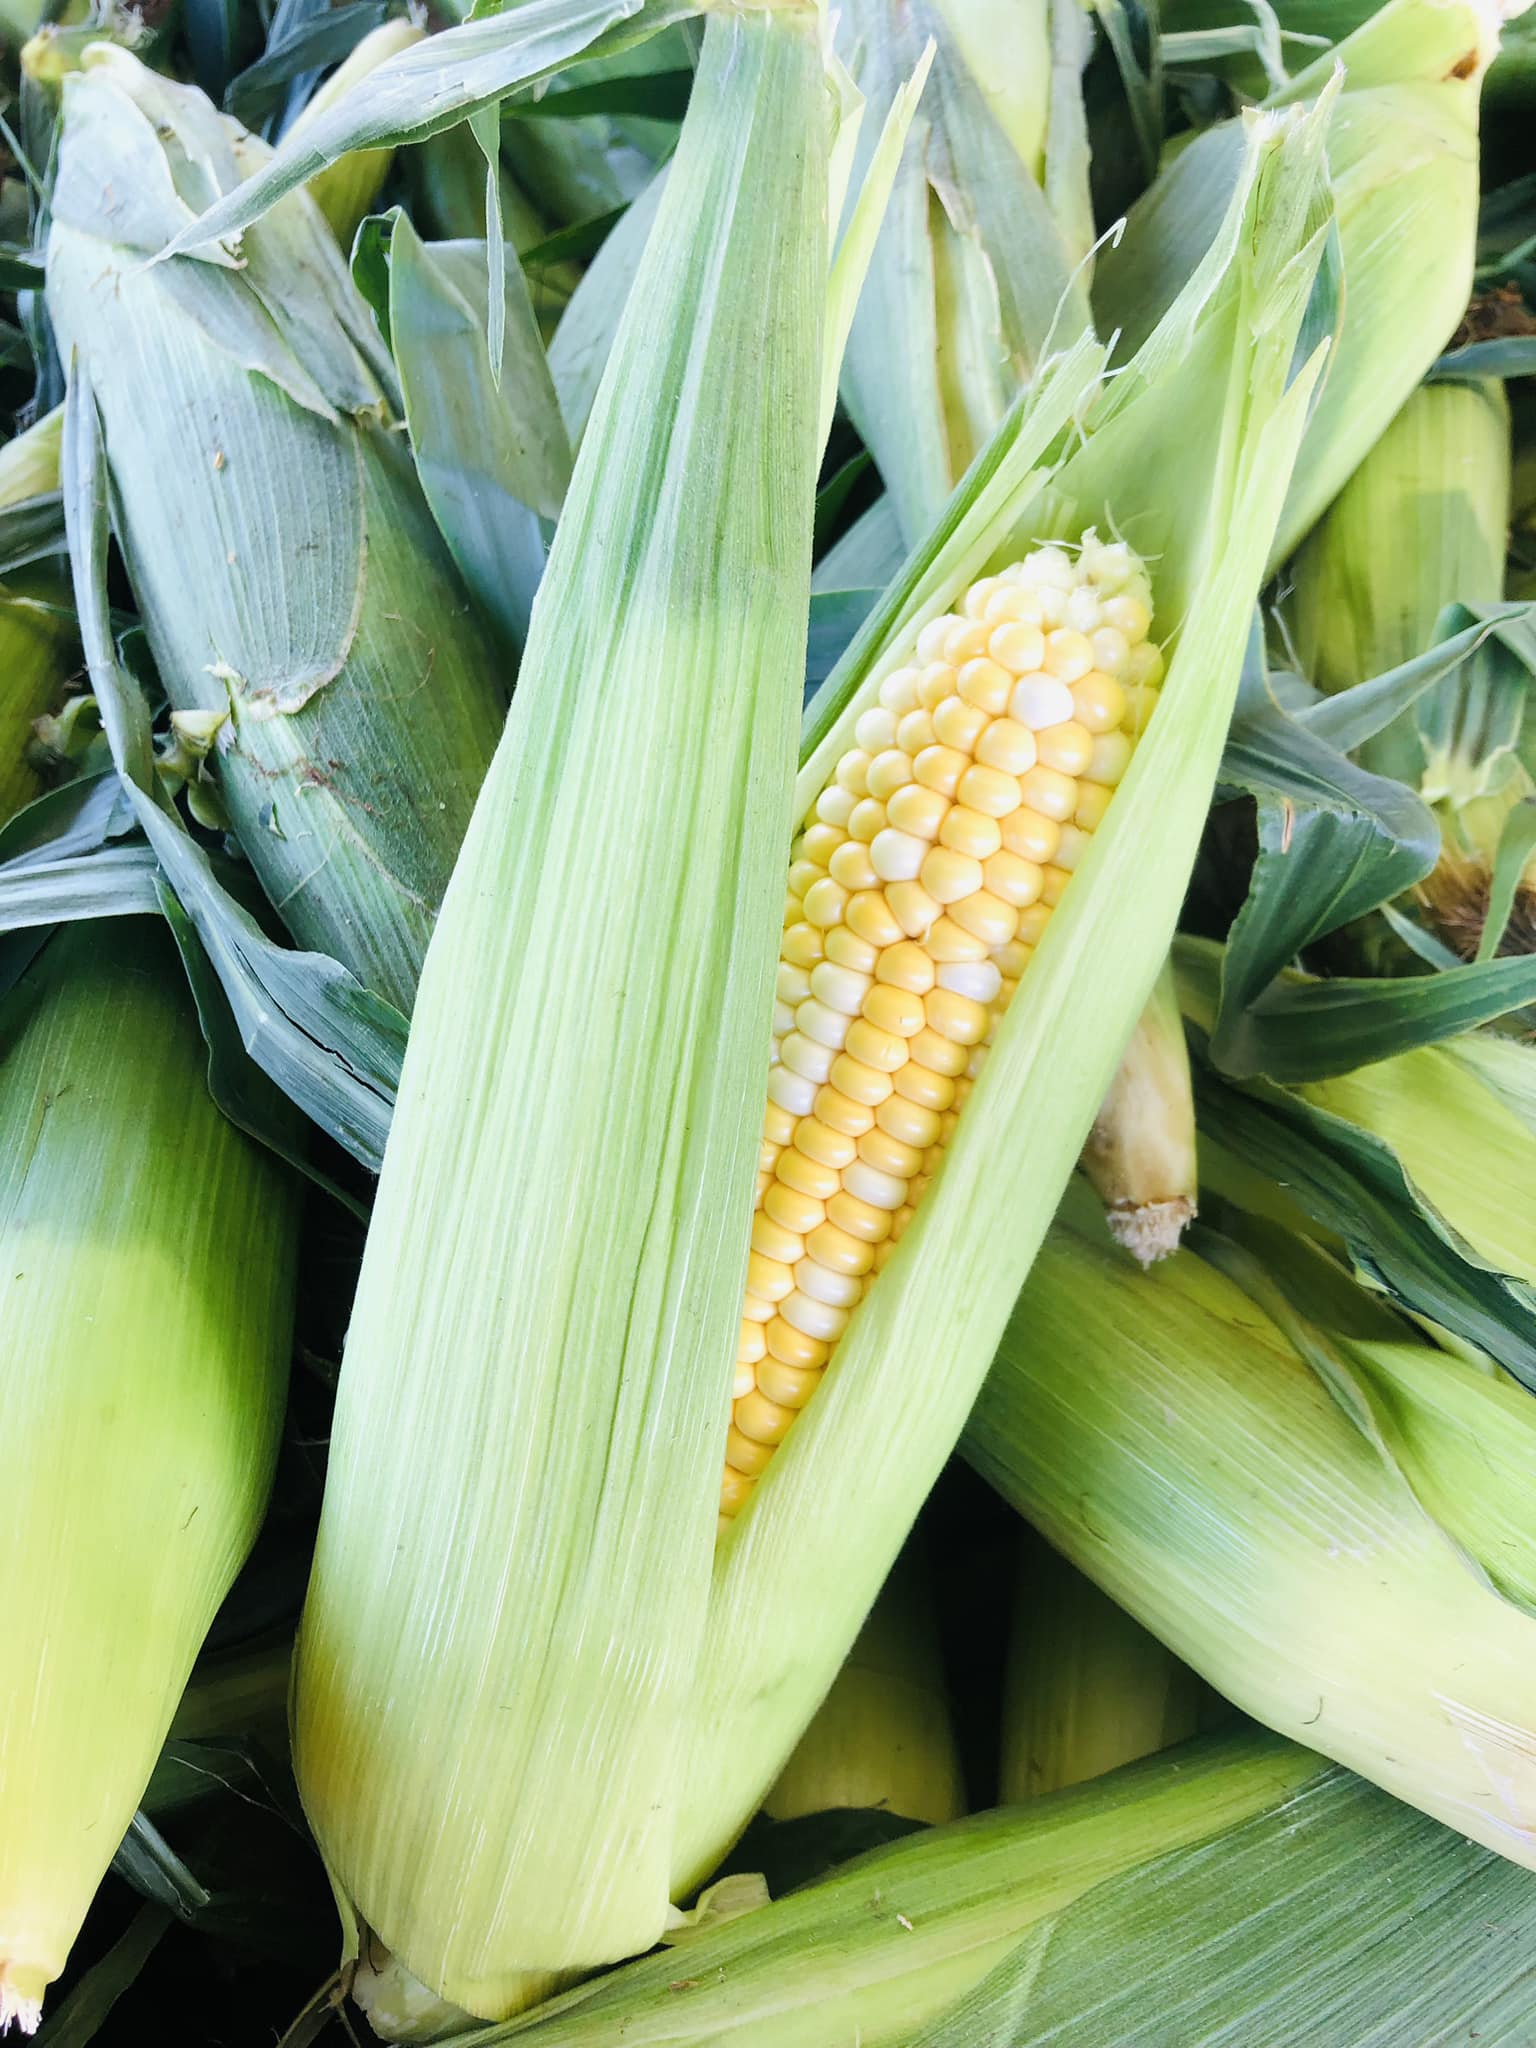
[0,922,298,2029]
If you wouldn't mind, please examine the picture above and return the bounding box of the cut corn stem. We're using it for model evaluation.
[1079,957,1198,1263]
[725,530,1164,1516]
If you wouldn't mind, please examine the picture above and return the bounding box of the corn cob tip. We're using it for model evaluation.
[0,1965,43,2036]
[724,531,1163,1517]
[1104,1195,1196,1267]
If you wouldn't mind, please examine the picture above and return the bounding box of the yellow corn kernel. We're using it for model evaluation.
[886,783,948,841]
[861,984,926,1038]
[921,846,984,906]
[1036,721,1094,777]
[1071,673,1125,733]
[875,940,937,994]
[723,535,1160,1516]
[939,806,1002,860]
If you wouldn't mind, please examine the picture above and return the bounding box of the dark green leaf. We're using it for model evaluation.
[1212,959,1536,1079]
[225,1,389,128]
[0,246,45,292]
[184,0,243,102]
[1190,1039,1536,1388]
[1213,704,1438,1065]
[805,587,881,694]
[35,1905,172,2048]
[1428,335,1536,383]
[111,1815,212,1921]
[0,491,67,576]
[505,67,692,119]
[518,202,628,270]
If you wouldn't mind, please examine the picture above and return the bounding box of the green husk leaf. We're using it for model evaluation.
[479,1732,1317,2047]
[156,0,697,259]
[911,1768,1536,2047]
[290,7,835,2010]
[60,369,405,1170]
[381,211,571,647]
[965,1177,1536,1868]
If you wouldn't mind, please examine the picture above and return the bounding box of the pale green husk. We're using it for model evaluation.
[45,49,507,1012]
[482,1731,1318,2047]
[765,1551,965,1826]
[1000,1539,1211,1803]
[834,0,1093,546]
[1093,0,1500,565]
[965,1178,1536,1871]
[291,6,836,2014]
[0,922,298,2029]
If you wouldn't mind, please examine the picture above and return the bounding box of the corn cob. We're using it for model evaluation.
[726,533,1164,1517]
[0,921,298,2031]
[965,1178,1536,1871]
[45,49,506,1012]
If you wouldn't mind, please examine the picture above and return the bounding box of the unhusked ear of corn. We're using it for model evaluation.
[1094,0,1506,568]
[291,3,837,2013]
[44,48,507,1012]
[833,0,1093,549]
[0,920,298,2033]
[964,1176,1536,1871]
[1288,376,1511,783]
[670,94,1334,1901]
[1000,1533,1213,1804]
[765,1546,965,1825]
